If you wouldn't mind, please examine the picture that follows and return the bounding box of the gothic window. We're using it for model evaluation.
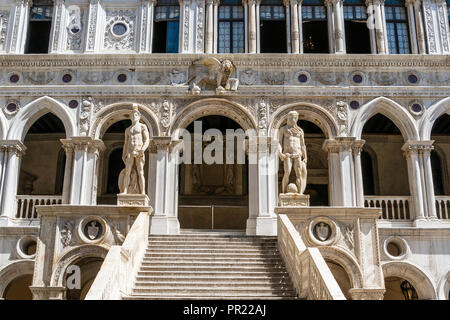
[218,0,245,53]
[302,0,328,53]
[384,0,411,54]
[343,0,371,53]
[153,0,180,53]
[25,0,53,53]
[260,0,287,53]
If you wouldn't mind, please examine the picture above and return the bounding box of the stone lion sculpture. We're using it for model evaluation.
[183,57,239,94]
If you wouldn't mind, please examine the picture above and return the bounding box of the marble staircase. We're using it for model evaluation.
[123,230,298,300]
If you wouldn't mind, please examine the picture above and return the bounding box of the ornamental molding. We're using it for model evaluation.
[0,11,9,52]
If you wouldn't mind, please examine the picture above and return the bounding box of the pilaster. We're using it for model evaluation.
[85,0,104,52]
[139,0,156,53]
[7,0,32,53]
[148,137,181,234]
[49,0,67,53]
[247,136,278,236]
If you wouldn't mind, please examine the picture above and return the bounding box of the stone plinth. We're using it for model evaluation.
[279,193,310,207]
[117,194,150,207]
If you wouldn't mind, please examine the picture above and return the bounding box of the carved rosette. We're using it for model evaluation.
[104,9,136,50]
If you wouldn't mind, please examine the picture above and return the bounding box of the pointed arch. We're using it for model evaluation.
[420,97,450,140]
[382,261,437,300]
[268,102,338,139]
[437,269,450,300]
[170,98,258,137]
[350,97,419,140]
[7,96,76,141]
[90,102,160,139]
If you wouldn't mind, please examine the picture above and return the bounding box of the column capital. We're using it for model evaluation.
[322,137,356,153]
[401,140,434,157]
[324,0,343,6]
[149,137,182,153]
[351,139,366,155]
[60,137,105,154]
[16,0,33,7]
[349,288,385,300]
[0,140,27,156]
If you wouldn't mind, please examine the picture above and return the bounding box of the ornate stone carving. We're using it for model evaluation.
[87,0,99,50]
[169,69,187,85]
[336,101,348,136]
[184,58,239,94]
[118,105,150,194]
[423,3,436,53]
[316,72,344,85]
[66,6,85,51]
[160,100,172,135]
[262,72,285,85]
[136,71,162,85]
[80,98,94,136]
[258,100,268,130]
[24,72,55,85]
[104,9,136,51]
[60,221,73,247]
[110,222,125,245]
[0,11,9,51]
[82,71,113,84]
[240,69,258,85]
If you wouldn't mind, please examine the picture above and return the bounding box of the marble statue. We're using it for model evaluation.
[278,111,307,195]
[119,104,150,195]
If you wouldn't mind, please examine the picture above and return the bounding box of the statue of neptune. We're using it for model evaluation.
[278,111,307,195]
[120,104,150,195]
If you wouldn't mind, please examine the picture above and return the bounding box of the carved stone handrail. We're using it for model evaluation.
[16,195,63,219]
[85,210,151,300]
[277,214,346,300]
[364,196,412,220]
[435,196,450,220]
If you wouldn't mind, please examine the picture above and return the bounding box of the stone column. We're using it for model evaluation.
[405,0,419,53]
[85,0,104,52]
[412,0,426,53]
[148,137,181,235]
[370,0,388,54]
[402,141,426,224]
[205,0,214,53]
[61,137,104,205]
[325,0,334,52]
[49,0,67,53]
[297,0,303,53]
[61,142,74,205]
[0,145,8,217]
[333,0,345,53]
[0,141,26,220]
[352,140,366,207]
[420,141,438,220]
[139,0,156,53]
[247,136,278,236]
[323,138,356,206]
[247,0,257,53]
[289,0,300,53]
[7,0,32,53]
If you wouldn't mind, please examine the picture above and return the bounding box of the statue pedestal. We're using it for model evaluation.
[117,194,150,207]
[279,193,310,207]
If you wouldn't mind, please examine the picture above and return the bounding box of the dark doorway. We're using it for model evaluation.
[260,20,287,53]
[361,150,375,195]
[107,148,125,195]
[344,21,371,53]
[25,21,52,53]
[302,21,329,53]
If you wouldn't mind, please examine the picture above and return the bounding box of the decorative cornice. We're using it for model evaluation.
[401,140,434,157]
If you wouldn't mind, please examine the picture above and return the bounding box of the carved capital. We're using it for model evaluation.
[351,139,366,155]
[0,140,27,156]
[401,140,434,158]
[322,137,356,153]
[61,137,105,154]
[149,137,182,153]
[349,288,385,300]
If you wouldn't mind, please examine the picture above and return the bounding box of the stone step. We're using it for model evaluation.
[139,266,288,272]
[140,261,286,267]
[143,252,281,259]
[134,280,293,288]
[147,243,278,249]
[136,270,290,277]
[141,257,283,263]
[135,275,290,282]
[144,248,280,254]
[148,236,277,241]
[131,287,297,296]
[123,292,297,300]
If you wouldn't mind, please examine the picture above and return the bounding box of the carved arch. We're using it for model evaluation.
[437,269,450,300]
[90,102,160,139]
[0,259,34,298]
[318,246,364,289]
[420,97,450,140]
[170,98,258,136]
[382,261,437,300]
[350,97,419,140]
[7,96,76,141]
[50,245,108,287]
[268,102,338,139]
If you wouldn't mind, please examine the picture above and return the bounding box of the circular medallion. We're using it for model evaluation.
[350,101,360,110]
[117,73,127,83]
[62,74,73,83]
[407,74,418,84]
[83,220,103,240]
[112,22,128,37]
[9,74,20,83]
[68,100,79,109]
[313,222,331,242]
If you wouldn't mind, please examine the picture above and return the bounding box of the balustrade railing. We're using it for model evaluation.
[364,196,411,220]
[16,195,63,219]
[435,196,450,220]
